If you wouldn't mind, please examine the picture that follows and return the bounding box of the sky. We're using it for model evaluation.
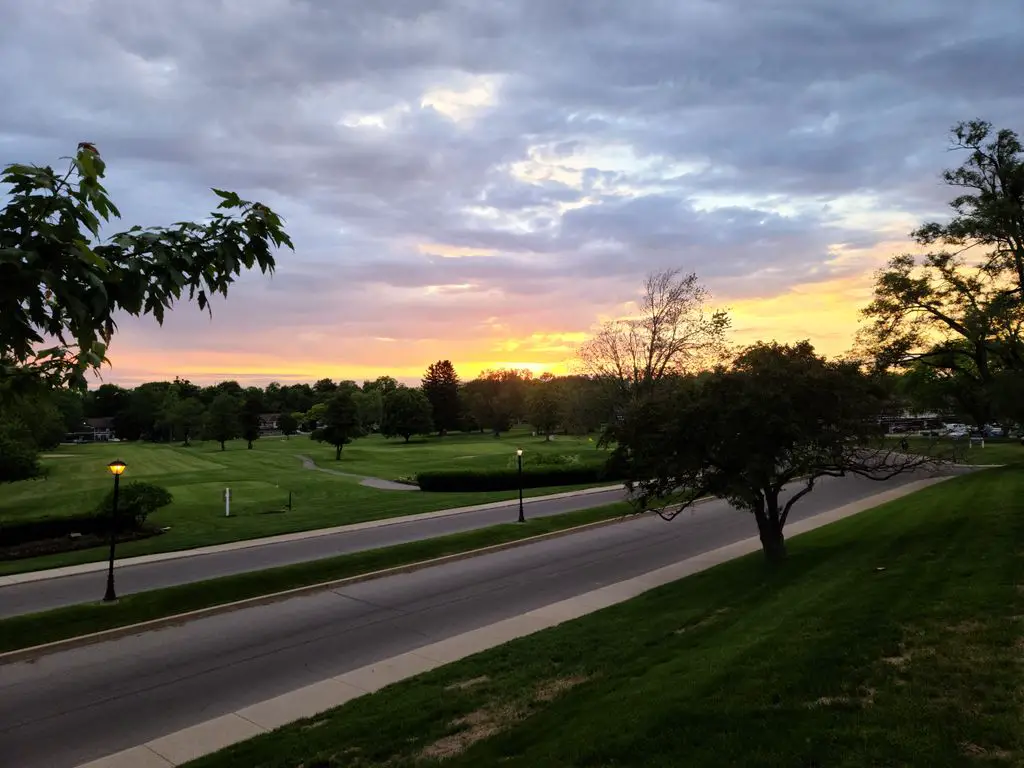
[2,1,1022,387]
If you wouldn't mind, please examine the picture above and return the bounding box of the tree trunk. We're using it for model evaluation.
[220,440,225,451]
[754,494,787,563]
[404,435,411,443]
[335,444,342,460]
[247,440,253,449]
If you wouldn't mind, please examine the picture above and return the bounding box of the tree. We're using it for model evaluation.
[205,393,241,451]
[277,412,298,439]
[52,388,86,434]
[240,391,263,449]
[578,269,730,399]
[610,341,930,563]
[157,388,201,444]
[0,144,292,389]
[527,382,561,439]
[167,396,205,446]
[313,378,338,399]
[557,375,614,435]
[354,388,384,432]
[861,121,1024,417]
[0,418,41,482]
[312,390,362,460]
[363,375,399,395]
[85,383,131,418]
[462,371,528,437]
[422,360,461,435]
[381,386,434,443]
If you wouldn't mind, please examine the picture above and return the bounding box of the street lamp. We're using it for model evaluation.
[516,449,525,523]
[103,459,127,603]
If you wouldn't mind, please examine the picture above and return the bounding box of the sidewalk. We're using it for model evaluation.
[0,484,626,588]
[76,476,947,768]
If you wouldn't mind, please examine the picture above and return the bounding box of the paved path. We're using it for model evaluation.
[297,454,417,491]
[0,468,960,768]
[0,487,628,617]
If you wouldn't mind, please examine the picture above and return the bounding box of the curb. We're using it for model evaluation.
[2,498,703,666]
[0,483,628,587]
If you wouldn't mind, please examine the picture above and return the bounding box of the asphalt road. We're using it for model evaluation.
[0,469,951,768]
[0,487,627,619]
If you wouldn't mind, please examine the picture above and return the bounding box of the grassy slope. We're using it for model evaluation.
[0,430,611,575]
[189,468,1024,768]
[0,502,631,654]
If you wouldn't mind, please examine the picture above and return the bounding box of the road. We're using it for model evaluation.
[0,487,627,618]
[0,469,953,768]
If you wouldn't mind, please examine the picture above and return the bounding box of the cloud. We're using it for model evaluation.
[1,0,1022,384]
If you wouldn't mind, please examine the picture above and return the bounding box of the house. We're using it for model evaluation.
[86,417,116,441]
[64,417,116,443]
[258,413,281,436]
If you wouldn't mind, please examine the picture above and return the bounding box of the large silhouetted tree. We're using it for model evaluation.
[381,386,434,443]
[610,341,931,563]
[422,360,461,435]
[313,390,362,460]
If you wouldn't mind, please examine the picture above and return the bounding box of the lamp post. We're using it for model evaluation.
[103,459,127,603]
[516,449,525,523]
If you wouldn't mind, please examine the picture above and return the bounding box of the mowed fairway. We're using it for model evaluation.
[0,430,613,575]
[904,435,1024,466]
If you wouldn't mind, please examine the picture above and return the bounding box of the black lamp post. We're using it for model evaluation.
[516,449,525,523]
[103,459,127,603]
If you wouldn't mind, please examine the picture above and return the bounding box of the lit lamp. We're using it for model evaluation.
[103,460,127,603]
[516,449,525,523]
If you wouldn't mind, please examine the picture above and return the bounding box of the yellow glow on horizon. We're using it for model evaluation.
[103,233,934,387]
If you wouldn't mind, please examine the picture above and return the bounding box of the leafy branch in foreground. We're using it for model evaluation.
[0,143,293,388]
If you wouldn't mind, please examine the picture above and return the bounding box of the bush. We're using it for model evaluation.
[416,461,621,492]
[95,481,173,528]
[0,423,41,483]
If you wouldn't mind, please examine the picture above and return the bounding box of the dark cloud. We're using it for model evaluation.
[1,0,1022,379]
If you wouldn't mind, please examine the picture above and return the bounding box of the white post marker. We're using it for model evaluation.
[224,487,231,517]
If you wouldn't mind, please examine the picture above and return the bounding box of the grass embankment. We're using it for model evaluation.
[188,468,1023,767]
[0,430,613,575]
[0,502,631,655]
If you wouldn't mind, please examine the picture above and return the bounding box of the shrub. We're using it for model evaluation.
[417,461,622,492]
[0,422,41,483]
[95,481,173,528]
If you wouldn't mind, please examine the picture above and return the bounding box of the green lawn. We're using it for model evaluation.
[904,435,1024,466]
[0,430,614,575]
[0,502,631,655]
[188,468,1024,768]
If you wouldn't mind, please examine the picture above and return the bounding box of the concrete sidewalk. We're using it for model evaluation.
[1,484,626,588]
[76,476,947,768]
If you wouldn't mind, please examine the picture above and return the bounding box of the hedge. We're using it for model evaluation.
[416,463,622,492]
[0,481,173,547]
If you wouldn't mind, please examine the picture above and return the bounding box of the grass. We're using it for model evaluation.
[903,435,1024,466]
[186,467,1023,767]
[0,502,631,655]
[0,429,613,575]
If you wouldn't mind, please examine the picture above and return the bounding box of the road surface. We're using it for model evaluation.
[0,487,627,618]
[0,469,955,768]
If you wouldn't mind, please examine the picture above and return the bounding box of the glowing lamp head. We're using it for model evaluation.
[516,449,523,457]
[108,460,127,476]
